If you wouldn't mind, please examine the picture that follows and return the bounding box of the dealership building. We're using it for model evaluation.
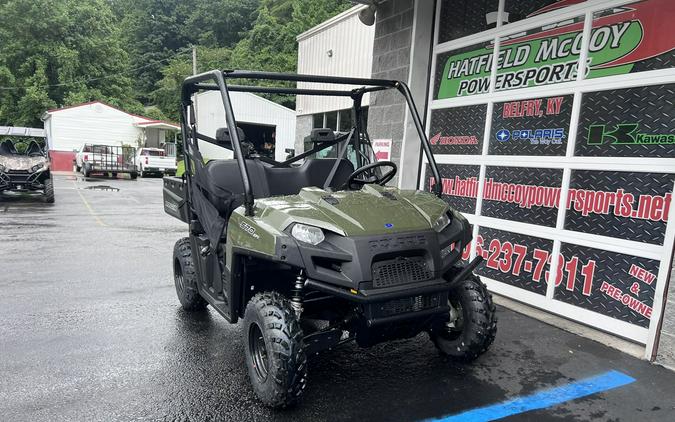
[298,0,674,367]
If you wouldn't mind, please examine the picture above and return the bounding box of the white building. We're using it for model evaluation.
[195,91,296,162]
[294,5,375,152]
[41,101,179,171]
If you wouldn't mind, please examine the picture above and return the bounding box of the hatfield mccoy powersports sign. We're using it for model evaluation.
[437,0,675,99]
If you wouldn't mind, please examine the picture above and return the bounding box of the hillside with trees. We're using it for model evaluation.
[0,0,352,126]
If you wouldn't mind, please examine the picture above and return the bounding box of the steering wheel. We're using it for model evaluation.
[346,161,397,190]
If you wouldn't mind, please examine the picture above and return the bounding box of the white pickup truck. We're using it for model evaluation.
[136,148,177,177]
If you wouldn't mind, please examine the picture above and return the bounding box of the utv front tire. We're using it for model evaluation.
[172,238,207,311]
[244,292,307,408]
[430,273,497,361]
[43,177,55,203]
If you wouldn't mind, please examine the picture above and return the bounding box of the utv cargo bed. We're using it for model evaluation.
[163,176,189,222]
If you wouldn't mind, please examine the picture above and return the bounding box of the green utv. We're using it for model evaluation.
[163,70,497,408]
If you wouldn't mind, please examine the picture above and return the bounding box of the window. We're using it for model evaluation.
[312,113,324,129]
[312,107,369,131]
[325,111,338,131]
[339,109,352,131]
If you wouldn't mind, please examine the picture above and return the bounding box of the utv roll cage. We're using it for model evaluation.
[179,70,443,217]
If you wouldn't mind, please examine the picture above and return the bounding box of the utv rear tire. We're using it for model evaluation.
[43,177,55,203]
[429,273,497,361]
[82,164,90,178]
[244,292,307,408]
[130,172,138,180]
[173,238,207,311]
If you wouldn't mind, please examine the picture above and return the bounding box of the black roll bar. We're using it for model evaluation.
[180,70,444,218]
[182,70,255,216]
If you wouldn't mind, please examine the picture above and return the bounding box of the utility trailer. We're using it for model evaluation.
[75,144,138,179]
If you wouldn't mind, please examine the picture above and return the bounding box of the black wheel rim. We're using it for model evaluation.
[249,322,269,381]
[174,259,185,296]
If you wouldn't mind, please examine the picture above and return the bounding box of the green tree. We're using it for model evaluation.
[152,0,352,117]
[0,0,140,126]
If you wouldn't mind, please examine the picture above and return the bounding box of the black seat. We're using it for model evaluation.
[25,141,43,156]
[203,158,354,216]
[0,140,17,156]
[201,127,354,216]
[202,159,270,215]
[264,158,354,196]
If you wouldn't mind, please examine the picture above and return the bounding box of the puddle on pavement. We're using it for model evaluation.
[83,185,120,192]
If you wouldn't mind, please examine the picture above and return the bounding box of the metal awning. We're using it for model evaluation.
[135,121,180,131]
[0,126,45,137]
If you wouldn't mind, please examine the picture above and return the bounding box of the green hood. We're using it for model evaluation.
[253,185,449,237]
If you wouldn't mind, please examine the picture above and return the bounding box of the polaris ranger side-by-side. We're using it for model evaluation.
[163,70,497,408]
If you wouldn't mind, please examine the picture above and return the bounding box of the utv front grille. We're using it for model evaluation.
[372,256,432,288]
[377,293,442,317]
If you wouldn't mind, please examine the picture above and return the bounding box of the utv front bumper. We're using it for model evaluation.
[0,169,49,192]
[280,211,474,327]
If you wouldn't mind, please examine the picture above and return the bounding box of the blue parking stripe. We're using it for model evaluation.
[427,370,636,422]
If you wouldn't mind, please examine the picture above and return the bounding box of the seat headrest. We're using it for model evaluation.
[215,127,245,146]
[310,128,336,143]
[26,140,43,156]
[0,140,17,155]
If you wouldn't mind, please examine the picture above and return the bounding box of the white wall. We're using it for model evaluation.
[195,91,296,162]
[296,5,375,116]
[45,102,147,152]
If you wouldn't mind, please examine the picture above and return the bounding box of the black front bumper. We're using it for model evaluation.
[0,170,47,191]
[305,256,482,327]
[277,212,473,324]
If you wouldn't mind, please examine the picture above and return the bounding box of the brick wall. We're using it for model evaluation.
[367,0,415,184]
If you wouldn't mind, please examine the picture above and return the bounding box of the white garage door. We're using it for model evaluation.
[420,0,675,355]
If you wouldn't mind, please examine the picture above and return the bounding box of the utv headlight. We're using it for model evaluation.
[291,223,325,245]
[433,213,451,232]
[0,164,5,173]
[30,163,44,173]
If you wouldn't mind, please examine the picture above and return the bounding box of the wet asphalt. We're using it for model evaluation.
[1,174,675,422]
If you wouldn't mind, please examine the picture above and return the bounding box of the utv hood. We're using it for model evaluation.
[0,155,47,171]
[254,185,449,237]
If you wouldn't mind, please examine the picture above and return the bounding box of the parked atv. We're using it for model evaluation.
[0,140,54,203]
[163,70,497,408]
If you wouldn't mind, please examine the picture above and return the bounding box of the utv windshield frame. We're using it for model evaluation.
[180,70,443,217]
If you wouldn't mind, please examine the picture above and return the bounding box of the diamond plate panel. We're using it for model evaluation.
[565,170,674,244]
[504,0,583,24]
[489,94,573,156]
[554,243,658,328]
[437,0,499,44]
[424,164,479,214]
[575,84,675,157]
[429,105,486,155]
[475,227,552,295]
[482,166,563,227]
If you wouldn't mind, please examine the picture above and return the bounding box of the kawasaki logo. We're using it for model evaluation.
[587,124,675,145]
